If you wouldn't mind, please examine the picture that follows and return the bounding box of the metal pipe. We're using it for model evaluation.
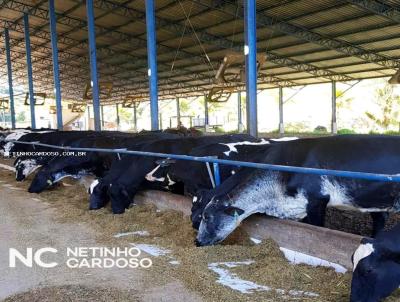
[86,0,101,131]
[4,28,16,129]
[245,0,258,137]
[237,92,242,132]
[213,162,221,186]
[331,81,337,134]
[244,2,250,133]
[9,139,400,183]
[206,162,216,188]
[23,13,36,129]
[49,0,63,130]
[145,0,159,130]
[279,86,284,135]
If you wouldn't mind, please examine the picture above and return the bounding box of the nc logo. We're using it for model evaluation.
[9,248,58,268]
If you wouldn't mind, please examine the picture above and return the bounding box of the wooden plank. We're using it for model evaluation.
[135,190,362,269]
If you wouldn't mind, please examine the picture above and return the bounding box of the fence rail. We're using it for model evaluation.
[4,139,400,183]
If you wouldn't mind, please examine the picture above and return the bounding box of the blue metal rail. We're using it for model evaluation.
[6,140,400,183]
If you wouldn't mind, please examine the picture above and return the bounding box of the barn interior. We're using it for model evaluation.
[1,1,400,301]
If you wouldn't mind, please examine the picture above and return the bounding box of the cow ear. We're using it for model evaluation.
[224,206,244,217]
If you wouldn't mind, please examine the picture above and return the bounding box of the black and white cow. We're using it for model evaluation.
[146,138,297,229]
[89,134,258,214]
[0,128,59,155]
[13,131,103,181]
[12,130,154,181]
[1,129,36,156]
[351,223,400,302]
[28,132,179,193]
[195,135,400,246]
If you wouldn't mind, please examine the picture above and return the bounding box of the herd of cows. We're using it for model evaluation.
[1,127,400,301]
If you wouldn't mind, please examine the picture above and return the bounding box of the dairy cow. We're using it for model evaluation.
[146,137,298,229]
[351,223,400,302]
[148,140,273,228]
[89,134,258,214]
[196,135,400,246]
[28,132,178,193]
[12,131,105,181]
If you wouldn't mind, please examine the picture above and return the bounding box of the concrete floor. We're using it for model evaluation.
[0,166,202,302]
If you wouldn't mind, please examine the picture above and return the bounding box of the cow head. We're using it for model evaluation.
[108,183,133,214]
[195,195,245,246]
[351,237,400,302]
[191,189,215,230]
[88,179,110,210]
[15,159,40,181]
[28,169,55,193]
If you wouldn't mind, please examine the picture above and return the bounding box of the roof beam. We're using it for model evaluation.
[0,0,299,100]
[192,1,400,69]
[0,0,212,85]
[93,0,353,82]
[346,0,400,23]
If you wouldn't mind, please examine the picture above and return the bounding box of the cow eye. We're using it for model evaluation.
[364,267,373,274]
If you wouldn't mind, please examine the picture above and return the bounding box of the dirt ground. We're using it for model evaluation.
[1,160,400,302]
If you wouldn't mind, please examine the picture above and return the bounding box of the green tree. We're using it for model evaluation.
[16,111,26,123]
[336,89,354,111]
[365,83,400,131]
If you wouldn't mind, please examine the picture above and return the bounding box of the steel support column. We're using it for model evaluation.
[86,0,101,131]
[87,105,91,130]
[176,97,181,126]
[116,103,120,129]
[279,87,284,135]
[23,13,36,129]
[238,92,242,132]
[245,0,258,137]
[133,103,138,132]
[204,95,209,132]
[331,81,337,134]
[49,0,63,130]
[101,105,104,127]
[145,0,159,130]
[4,28,16,129]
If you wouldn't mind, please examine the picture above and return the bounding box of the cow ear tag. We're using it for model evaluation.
[47,179,53,185]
